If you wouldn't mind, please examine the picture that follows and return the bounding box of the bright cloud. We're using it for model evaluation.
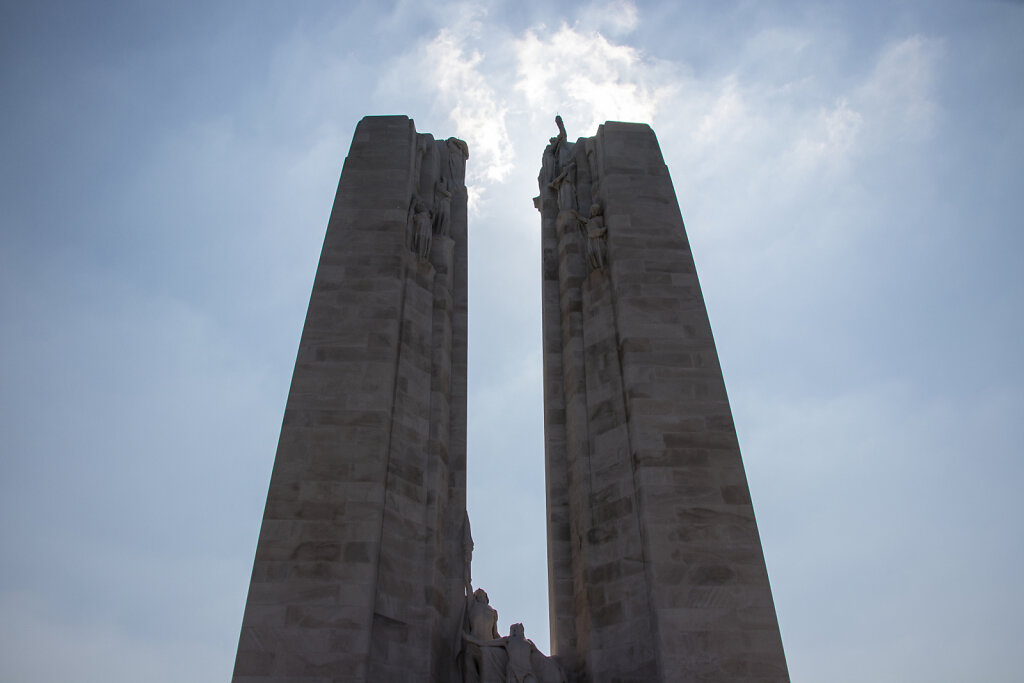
[513,22,672,135]
[693,76,750,146]
[578,0,640,36]
[425,29,515,185]
[788,98,864,174]
[389,6,942,263]
[856,34,941,140]
[384,8,939,232]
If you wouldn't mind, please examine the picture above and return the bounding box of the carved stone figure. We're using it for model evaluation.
[465,590,498,642]
[463,512,474,592]
[503,623,538,683]
[447,137,470,183]
[541,142,557,185]
[413,136,429,195]
[412,200,432,260]
[585,141,599,183]
[455,536,565,683]
[463,587,504,683]
[463,622,565,683]
[569,203,608,271]
[549,161,577,213]
[542,116,569,183]
[434,178,453,237]
[583,203,607,271]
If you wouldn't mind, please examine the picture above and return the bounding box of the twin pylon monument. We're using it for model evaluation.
[232,115,789,682]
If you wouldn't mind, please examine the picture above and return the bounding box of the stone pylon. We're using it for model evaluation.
[232,116,470,682]
[538,120,790,682]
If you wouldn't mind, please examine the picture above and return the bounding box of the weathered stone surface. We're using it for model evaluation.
[232,116,469,682]
[538,121,789,682]
[235,113,784,683]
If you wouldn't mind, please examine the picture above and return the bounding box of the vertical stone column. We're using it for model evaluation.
[233,116,468,683]
[539,122,789,682]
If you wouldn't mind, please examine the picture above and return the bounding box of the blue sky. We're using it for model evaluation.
[1,1,1022,681]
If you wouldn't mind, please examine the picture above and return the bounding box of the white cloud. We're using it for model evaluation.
[788,97,864,174]
[377,4,516,212]
[692,75,750,146]
[856,35,941,141]
[577,0,640,36]
[513,22,673,136]
[425,28,515,186]
[385,6,941,228]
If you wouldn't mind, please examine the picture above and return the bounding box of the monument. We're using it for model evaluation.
[232,115,788,682]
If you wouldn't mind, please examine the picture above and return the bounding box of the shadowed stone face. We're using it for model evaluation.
[537,119,789,682]
[232,116,470,683]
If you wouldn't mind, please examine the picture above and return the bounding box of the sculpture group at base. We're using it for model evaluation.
[458,514,564,683]
[460,586,565,683]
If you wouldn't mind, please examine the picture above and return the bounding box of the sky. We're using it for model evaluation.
[1,0,1022,680]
